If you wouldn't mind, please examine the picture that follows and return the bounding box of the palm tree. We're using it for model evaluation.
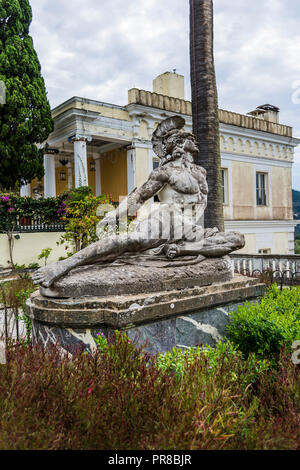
[190,0,224,231]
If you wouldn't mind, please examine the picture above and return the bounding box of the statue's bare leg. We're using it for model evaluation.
[33,227,164,288]
[33,204,185,287]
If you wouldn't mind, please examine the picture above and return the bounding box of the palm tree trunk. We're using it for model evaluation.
[190,0,224,231]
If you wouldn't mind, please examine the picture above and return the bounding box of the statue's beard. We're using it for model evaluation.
[159,151,194,167]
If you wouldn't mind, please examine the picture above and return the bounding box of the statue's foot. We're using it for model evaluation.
[32,262,67,288]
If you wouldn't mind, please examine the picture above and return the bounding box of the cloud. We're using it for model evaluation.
[29,0,300,189]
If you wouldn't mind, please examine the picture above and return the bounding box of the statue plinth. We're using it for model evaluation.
[39,256,234,299]
[27,274,266,355]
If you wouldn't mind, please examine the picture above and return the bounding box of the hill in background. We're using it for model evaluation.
[293,189,300,239]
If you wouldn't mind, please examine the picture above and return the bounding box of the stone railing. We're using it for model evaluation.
[128,88,293,137]
[230,253,300,276]
[1,216,65,233]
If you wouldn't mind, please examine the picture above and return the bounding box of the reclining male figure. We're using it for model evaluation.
[33,117,244,288]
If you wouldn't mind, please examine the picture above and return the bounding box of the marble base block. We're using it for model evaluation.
[27,276,266,355]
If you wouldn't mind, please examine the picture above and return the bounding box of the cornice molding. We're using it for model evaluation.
[221,152,293,168]
[225,220,299,230]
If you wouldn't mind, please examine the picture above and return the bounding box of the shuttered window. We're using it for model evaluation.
[256,173,267,206]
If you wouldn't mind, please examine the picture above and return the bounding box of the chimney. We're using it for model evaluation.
[153,71,185,100]
[247,104,280,123]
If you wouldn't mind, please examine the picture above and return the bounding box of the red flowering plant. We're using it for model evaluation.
[0,194,17,225]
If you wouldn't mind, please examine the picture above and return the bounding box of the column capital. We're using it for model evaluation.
[124,144,135,151]
[73,136,89,187]
[68,134,92,143]
[44,148,59,155]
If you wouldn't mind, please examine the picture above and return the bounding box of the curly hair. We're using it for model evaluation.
[156,131,197,166]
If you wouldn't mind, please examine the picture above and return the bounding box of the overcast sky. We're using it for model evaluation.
[29,0,300,190]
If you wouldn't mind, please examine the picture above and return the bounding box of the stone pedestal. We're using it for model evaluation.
[27,275,266,355]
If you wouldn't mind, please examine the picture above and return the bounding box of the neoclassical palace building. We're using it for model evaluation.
[21,72,299,255]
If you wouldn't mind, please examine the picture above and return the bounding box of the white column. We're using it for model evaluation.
[66,162,73,190]
[44,153,57,198]
[73,138,89,188]
[127,148,136,194]
[20,183,31,197]
[95,157,102,196]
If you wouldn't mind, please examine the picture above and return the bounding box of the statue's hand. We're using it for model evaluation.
[204,227,219,238]
[98,210,118,228]
[164,244,180,259]
[97,211,118,238]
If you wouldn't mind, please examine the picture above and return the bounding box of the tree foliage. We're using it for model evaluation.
[0,0,53,190]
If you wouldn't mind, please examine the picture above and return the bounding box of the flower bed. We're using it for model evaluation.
[0,326,299,449]
[1,283,299,450]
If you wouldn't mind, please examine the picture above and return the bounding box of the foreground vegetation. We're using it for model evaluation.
[227,284,300,363]
[0,285,299,450]
[0,334,299,450]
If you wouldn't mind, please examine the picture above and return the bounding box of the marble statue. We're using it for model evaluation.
[33,116,245,289]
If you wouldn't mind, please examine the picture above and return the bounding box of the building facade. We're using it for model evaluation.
[21,72,300,255]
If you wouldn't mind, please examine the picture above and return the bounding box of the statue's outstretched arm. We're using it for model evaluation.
[127,175,165,216]
[100,172,165,228]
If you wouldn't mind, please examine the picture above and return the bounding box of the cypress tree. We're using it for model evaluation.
[0,0,53,191]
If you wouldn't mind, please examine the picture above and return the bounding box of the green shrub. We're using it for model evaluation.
[38,248,53,266]
[0,278,36,345]
[57,187,112,252]
[0,278,35,310]
[16,287,36,345]
[94,331,108,353]
[226,285,300,362]
[27,263,40,270]
[157,339,269,381]
[13,264,26,271]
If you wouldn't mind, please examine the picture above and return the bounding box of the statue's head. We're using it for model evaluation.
[152,116,199,165]
[164,131,199,160]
